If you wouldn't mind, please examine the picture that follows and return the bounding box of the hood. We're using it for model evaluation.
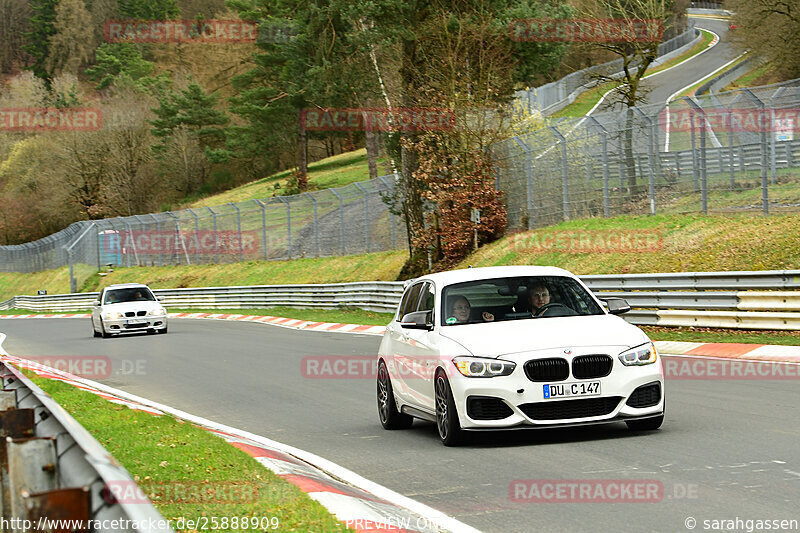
[438,314,649,358]
[104,301,162,313]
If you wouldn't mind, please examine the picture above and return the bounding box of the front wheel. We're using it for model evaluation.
[158,325,168,334]
[93,321,100,338]
[435,372,464,446]
[100,319,111,338]
[377,360,413,429]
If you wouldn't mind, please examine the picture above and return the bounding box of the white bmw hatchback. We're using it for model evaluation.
[91,283,168,338]
[377,266,664,446]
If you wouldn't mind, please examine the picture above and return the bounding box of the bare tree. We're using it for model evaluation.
[729,0,800,79]
[0,0,31,73]
[583,0,674,195]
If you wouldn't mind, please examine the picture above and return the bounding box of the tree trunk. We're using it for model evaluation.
[365,127,379,179]
[298,114,308,179]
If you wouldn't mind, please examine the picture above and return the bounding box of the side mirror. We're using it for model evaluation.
[400,310,433,330]
[156,296,164,302]
[601,297,631,315]
[93,300,101,307]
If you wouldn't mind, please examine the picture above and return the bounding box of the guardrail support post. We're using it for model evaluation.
[7,437,58,524]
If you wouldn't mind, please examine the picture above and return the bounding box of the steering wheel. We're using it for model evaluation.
[534,302,569,317]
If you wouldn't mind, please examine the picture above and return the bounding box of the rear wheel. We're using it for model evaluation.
[435,372,464,446]
[377,360,413,429]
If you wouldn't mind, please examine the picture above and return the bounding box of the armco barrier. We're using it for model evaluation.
[2,271,799,330]
[0,360,173,532]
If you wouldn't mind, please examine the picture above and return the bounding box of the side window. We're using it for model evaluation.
[397,282,423,320]
[417,282,435,318]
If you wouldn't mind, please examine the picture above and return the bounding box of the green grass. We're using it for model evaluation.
[459,213,800,274]
[26,374,351,532]
[188,149,389,208]
[643,326,800,346]
[553,30,715,118]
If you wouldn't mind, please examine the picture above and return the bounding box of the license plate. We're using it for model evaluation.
[127,318,147,324]
[543,381,601,399]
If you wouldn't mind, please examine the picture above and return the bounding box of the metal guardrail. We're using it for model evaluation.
[0,359,173,532]
[2,271,800,330]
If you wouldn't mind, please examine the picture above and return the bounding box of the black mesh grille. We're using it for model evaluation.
[626,382,661,408]
[137,310,147,316]
[467,396,514,420]
[524,358,569,382]
[124,312,135,317]
[519,397,622,421]
[572,355,613,379]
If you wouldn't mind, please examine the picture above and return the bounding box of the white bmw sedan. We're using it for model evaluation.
[377,266,664,446]
[91,283,168,338]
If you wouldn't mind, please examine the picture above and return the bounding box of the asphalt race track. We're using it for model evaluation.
[2,318,799,533]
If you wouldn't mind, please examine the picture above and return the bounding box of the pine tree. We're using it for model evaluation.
[23,0,59,81]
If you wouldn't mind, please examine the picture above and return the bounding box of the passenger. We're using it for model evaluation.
[448,296,494,324]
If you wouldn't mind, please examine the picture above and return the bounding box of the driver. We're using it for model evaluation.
[528,283,551,315]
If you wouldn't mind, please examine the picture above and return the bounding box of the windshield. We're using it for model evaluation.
[104,288,155,304]
[441,276,603,326]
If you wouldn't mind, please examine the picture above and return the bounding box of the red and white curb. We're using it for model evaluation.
[0,312,388,336]
[0,338,477,533]
[654,341,800,363]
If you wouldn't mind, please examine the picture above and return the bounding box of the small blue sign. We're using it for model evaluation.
[543,384,550,399]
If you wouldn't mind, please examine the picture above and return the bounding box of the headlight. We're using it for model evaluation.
[618,343,657,366]
[453,356,516,378]
[148,308,166,316]
[103,312,123,320]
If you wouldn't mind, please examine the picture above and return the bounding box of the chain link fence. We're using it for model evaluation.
[0,176,405,289]
[495,82,800,230]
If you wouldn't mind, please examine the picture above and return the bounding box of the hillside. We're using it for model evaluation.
[3,213,800,302]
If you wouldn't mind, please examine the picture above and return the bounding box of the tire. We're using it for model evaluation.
[93,321,101,338]
[146,328,156,335]
[435,371,465,446]
[626,414,664,431]
[158,325,168,334]
[377,360,413,430]
[100,319,111,338]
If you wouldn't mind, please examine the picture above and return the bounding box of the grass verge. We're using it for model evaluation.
[25,373,351,532]
[170,307,395,327]
[642,326,800,346]
[188,149,389,208]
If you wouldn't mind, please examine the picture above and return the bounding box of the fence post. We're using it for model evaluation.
[252,200,268,261]
[377,175,397,249]
[769,88,787,185]
[549,126,570,221]
[727,94,743,189]
[228,202,243,262]
[740,89,770,215]
[330,189,345,255]
[303,192,319,257]
[276,196,291,259]
[186,208,200,264]
[354,182,370,253]
[512,137,535,228]
[688,103,699,192]
[206,207,219,263]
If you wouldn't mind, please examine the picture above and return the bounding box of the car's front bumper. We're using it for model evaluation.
[104,316,167,332]
[447,357,664,430]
